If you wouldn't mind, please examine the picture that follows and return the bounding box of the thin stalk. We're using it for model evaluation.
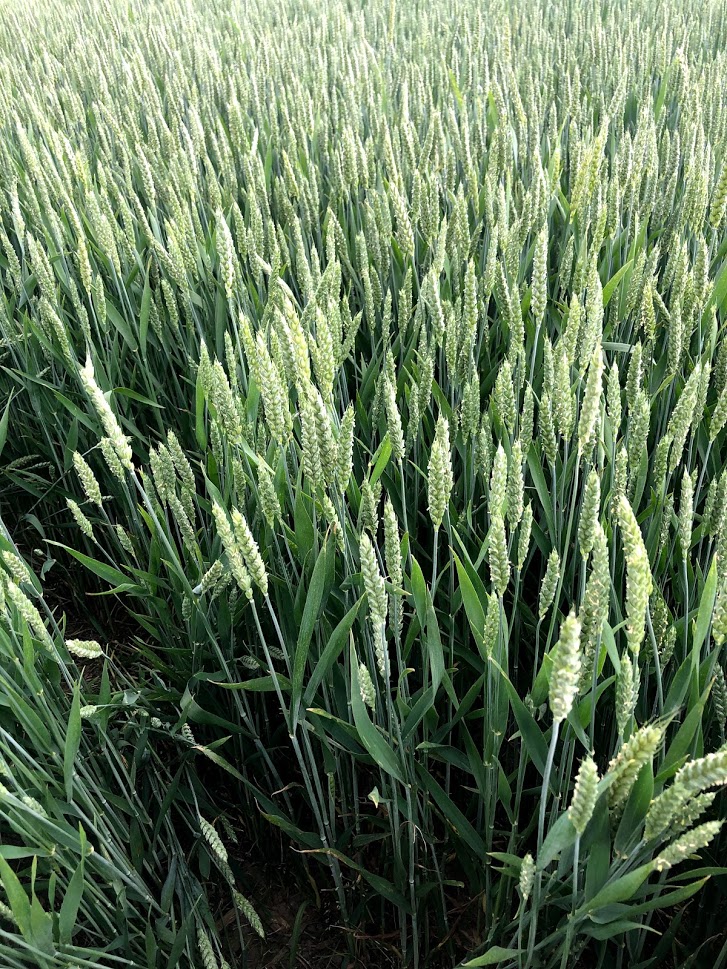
[528,719,560,966]
[560,835,580,969]
[683,557,689,663]
[695,439,712,507]
[646,605,664,719]
[589,631,603,748]
[399,458,412,571]
[431,526,439,596]
[544,460,581,655]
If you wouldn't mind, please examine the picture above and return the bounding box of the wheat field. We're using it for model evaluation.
[1,0,727,966]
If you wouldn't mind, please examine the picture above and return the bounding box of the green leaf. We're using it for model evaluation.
[370,435,392,486]
[47,542,138,591]
[448,69,463,110]
[579,863,653,914]
[289,901,308,968]
[602,623,620,672]
[350,644,404,783]
[105,300,139,351]
[585,796,612,900]
[425,597,445,694]
[668,865,727,881]
[180,689,245,734]
[294,487,314,562]
[161,859,177,914]
[487,851,525,868]
[462,947,522,967]
[416,763,487,860]
[304,597,361,705]
[537,812,577,870]
[592,876,710,921]
[30,893,54,955]
[0,856,31,936]
[615,761,653,852]
[139,264,151,357]
[146,920,157,969]
[527,449,556,538]
[410,556,428,630]
[258,808,324,850]
[64,685,82,802]
[165,912,194,969]
[0,847,50,860]
[664,655,693,715]
[453,552,486,655]
[654,70,669,118]
[299,846,410,911]
[195,745,246,782]
[584,918,659,940]
[692,557,717,661]
[113,386,164,408]
[195,363,207,450]
[658,679,712,781]
[410,556,444,691]
[402,685,436,740]
[708,258,727,319]
[59,838,85,943]
[603,259,633,307]
[218,674,292,693]
[292,539,329,729]
[498,672,548,777]
[0,391,11,459]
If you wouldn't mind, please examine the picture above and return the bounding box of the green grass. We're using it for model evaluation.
[1,0,727,966]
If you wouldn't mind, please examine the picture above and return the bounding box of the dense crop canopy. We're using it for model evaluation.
[1,0,727,966]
